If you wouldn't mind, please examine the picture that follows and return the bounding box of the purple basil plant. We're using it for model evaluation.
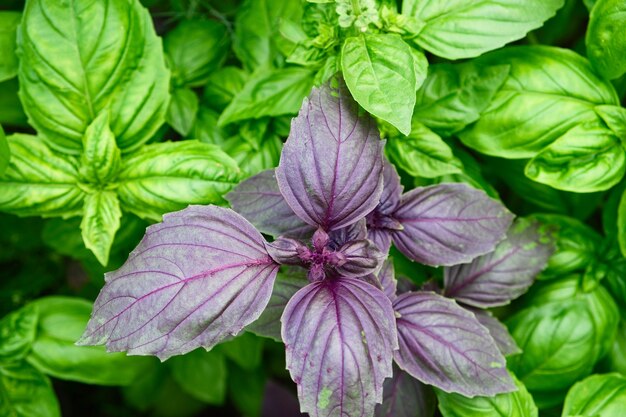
[79,79,553,417]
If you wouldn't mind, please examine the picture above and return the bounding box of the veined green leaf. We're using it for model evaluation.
[190,107,229,145]
[118,140,240,221]
[562,373,626,417]
[460,46,619,158]
[166,87,199,136]
[0,124,8,176]
[79,112,121,185]
[169,349,227,405]
[586,0,626,79]
[525,121,626,193]
[18,0,170,154]
[0,134,83,218]
[80,191,122,266]
[203,66,249,112]
[0,12,21,82]
[0,361,60,417]
[403,0,564,59]
[0,305,38,365]
[596,104,626,140]
[218,67,314,127]
[619,189,626,257]
[224,133,282,178]
[341,33,419,135]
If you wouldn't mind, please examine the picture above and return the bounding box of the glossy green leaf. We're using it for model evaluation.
[190,107,229,145]
[460,46,619,158]
[0,124,8,176]
[169,348,227,405]
[619,189,626,257]
[164,19,230,87]
[26,297,153,386]
[596,104,626,140]
[562,373,626,417]
[0,12,20,82]
[118,140,240,221]
[436,373,538,417]
[166,87,199,136]
[587,0,626,79]
[18,0,170,154]
[203,66,249,112]
[413,63,510,137]
[223,133,282,177]
[341,33,419,135]
[0,305,38,364]
[233,0,303,71]
[403,0,564,59]
[218,67,314,127]
[80,191,122,266]
[0,361,60,417]
[603,321,626,375]
[218,332,264,371]
[79,112,121,185]
[0,134,83,218]
[387,121,462,178]
[525,121,626,192]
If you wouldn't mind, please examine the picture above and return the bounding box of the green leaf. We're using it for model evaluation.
[460,46,619,158]
[164,19,230,87]
[166,87,199,136]
[525,121,626,193]
[0,134,83,218]
[413,62,510,136]
[233,0,303,71]
[118,140,240,221]
[403,0,564,59]
[0,79,27,127]
[595,104,626,139]
[586,0,626,79]
[386,121,462,178]
[228,363,266,417]
[433,148,500,199]
[79,112,121,185]
[80,191,122,266]
[217,332,264,371]
[341,33,418,135]
[26,297,154,386]
[0,124,8,176]
[619,189,626,257]
[562,373,626,417]
[203,66,249,112]
[169,348,227,405]
[0,305,38,364]
[190,107,229,145]
[218,67,314,127]
[224,133,282,177]
[0,361,60,417]
[0,12,20,82]
[18,0,170,154]
[436,372,538,417]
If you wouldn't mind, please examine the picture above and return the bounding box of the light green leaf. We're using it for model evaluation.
[224,133,282,178]
[0,305,38,364]
[0,134,83,218]
[413,63,510,136]
[387,121,462,178]
[79,112,121,185]
[0,361,60,417]
[217,332,264,371]
[218,67,314,127]
[169,348,227,405]
[0,12,21,82]
[433,148,500,199]
[18,0,170,154]
[118,140,240,221]
[164,19,230,87]
[525,121,626,192]
[80,191,121,266]
[460,46,619,158]
[233,0,303,71]
[26,297,153,386]
[341,33,418,135]
[586,0,626,79]
[562,373,626,417]
[403,0,564,59]
[203,66,249,112]
[436,372,538,417]
[0,124,8,176]
[619,189,626,257]
[595,104,626,139]
[584,0,597,10]
[166,87,199,136]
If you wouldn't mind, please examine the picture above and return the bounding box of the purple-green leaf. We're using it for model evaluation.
[275,81,385,231]
[393,291,515,397]
[378,260,397,301]
[444,219,554,308]
[367,159,403,253]
[375,365,436,417]
[78,205,280,360]
[471,309,521,356]
[392,183,513,266]
[282,277,398,417]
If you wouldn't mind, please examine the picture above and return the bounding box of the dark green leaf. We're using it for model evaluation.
[0,361,60,417]
[190,106,229,145]
[586,0,626,79]
[228,363,266,417]
[0,79,27,127]
[0,305,38,364]
[0,12,20,82]
[224,133,282,178]
[218,332,264,371]
[166,87,199,136]
[0,124,8,176]
[203,66,249,112]
[619,189,626,257]
[169,348,227,405]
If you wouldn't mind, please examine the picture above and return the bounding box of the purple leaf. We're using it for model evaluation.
[471,309,521,356]
[367,160,403,253]
[266,237,309,266]
[282,277,398,417]
[247,267,308,341]
[378,260,397,301]
[275,81,385,231]
[335,240,385,278]
[328,219,367,250]
[392,183,513,266]
[375,365,436,417]
[226,169,314,238]
[444,218,554,308]
[393,291,515,397]
[78,205,280,360]
[368,229,394,255]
